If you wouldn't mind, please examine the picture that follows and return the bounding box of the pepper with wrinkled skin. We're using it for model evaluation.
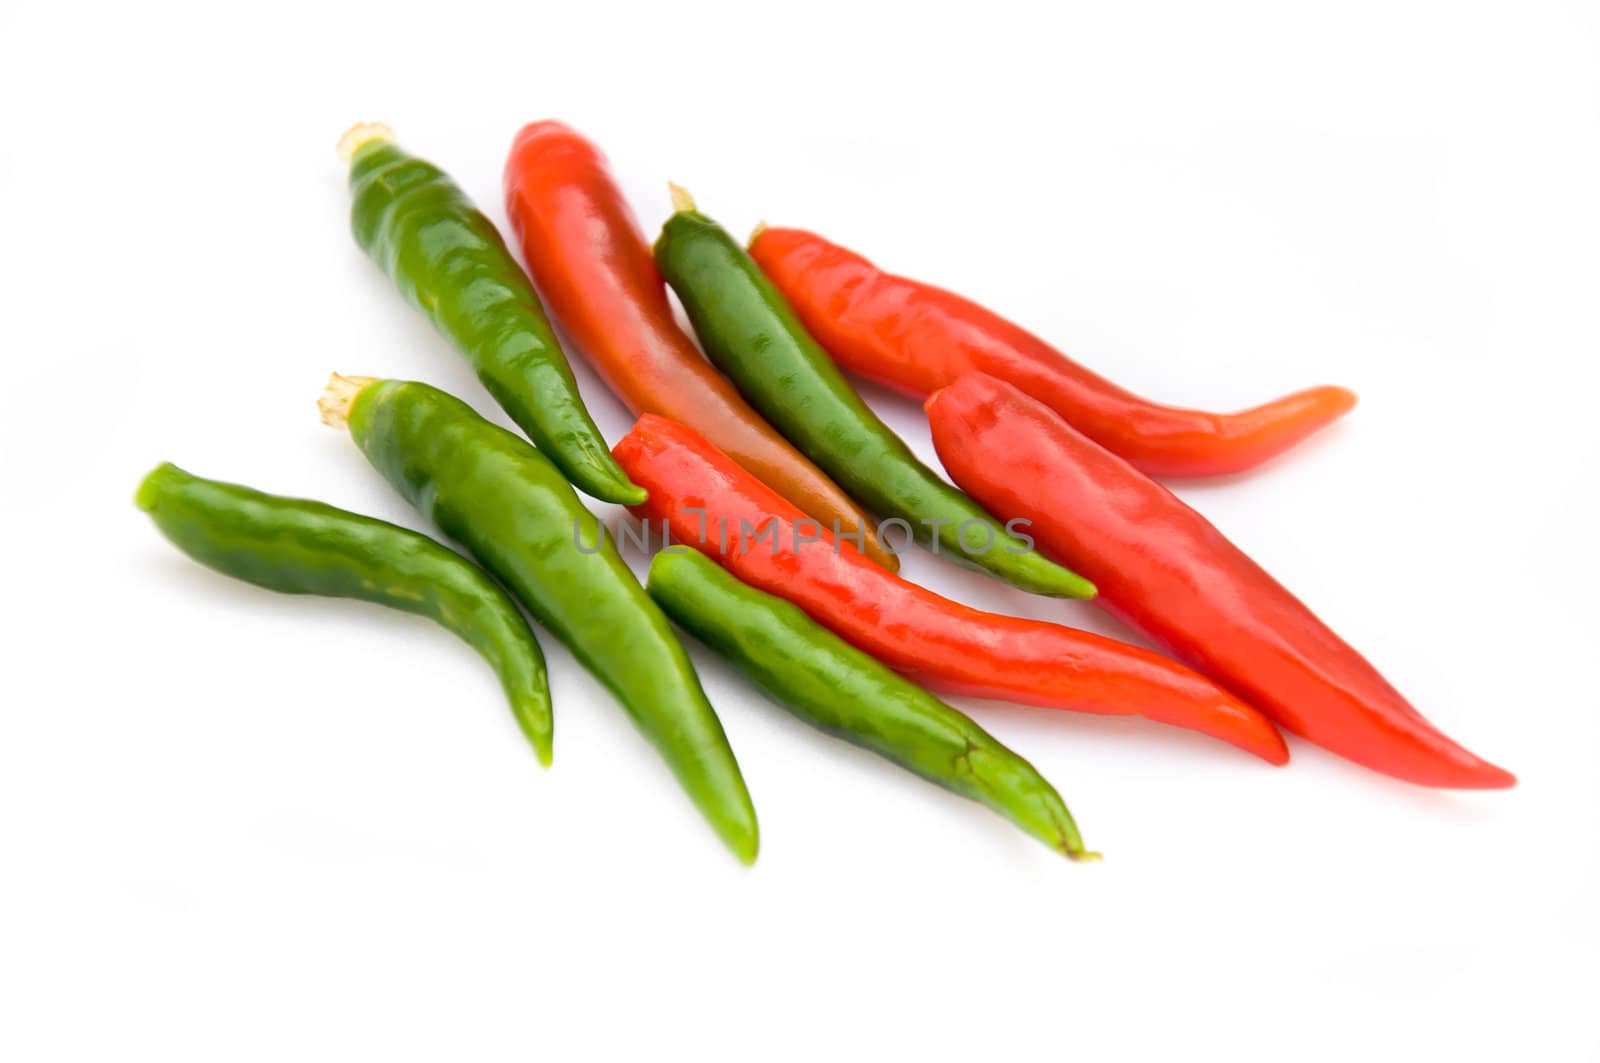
[750,226,1357,478]
[320,375,758,861]
[926,372,1514,789]
[614,414,1287,763]
[646,547,1098,859]
[654,191,1095,599]
[501,121,895,569]
[136,462,553,763]
[341,123,644,505]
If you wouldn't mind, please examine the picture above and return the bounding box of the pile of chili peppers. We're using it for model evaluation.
[136,119,1513,865]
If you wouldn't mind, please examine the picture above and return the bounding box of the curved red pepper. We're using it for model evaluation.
[750,226,1357,478]
[502,123,895,570]
[926,372,1514,789]
[613,414,1289,764]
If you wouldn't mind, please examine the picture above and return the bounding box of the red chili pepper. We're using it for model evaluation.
[925,372,1514,789]
[750,226,1358,478]
[613,414,1289,764]
[501,122,896,570]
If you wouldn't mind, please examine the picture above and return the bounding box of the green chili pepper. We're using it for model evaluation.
[136,462,553,763]
[653,189,1095,599]
[320,374,758,863]
[340,123,645,506]
[646,547,1097,860]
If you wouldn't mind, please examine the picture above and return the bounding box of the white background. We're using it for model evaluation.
[3,1,1597,1059]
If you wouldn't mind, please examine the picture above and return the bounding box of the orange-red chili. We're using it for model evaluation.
[750,226,1357,478]
[925,371,1514,789]
[612,414,1289,764]
[502,123,895,569]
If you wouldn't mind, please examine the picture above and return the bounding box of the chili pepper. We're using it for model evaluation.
[501,121,895,571]
[613,415,1288,763]
[319,374,759,861]
[654,189,1095,599]
[339,123,644,506]
[136,462,554,763]
[749,226,1357,478]
[926,372,1514,789]
[646,547,1098,860]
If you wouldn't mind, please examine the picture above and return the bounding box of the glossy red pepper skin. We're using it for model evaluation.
[613,415,1289,764]
[502,123,895,570]
[926,372,1514,790]
[750,227,1357,478]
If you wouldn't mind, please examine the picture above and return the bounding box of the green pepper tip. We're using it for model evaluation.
[337,121,394,165]
[648,545,714,591]
[515,704,554,768]
[613,482,650,507]
[135,462,182,512]
[729,829,759,866]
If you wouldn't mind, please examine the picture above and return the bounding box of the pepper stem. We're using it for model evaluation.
[668,182,697,213]
[318,372,377,428]
[747,220,768,248]
[336,122,394,164]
